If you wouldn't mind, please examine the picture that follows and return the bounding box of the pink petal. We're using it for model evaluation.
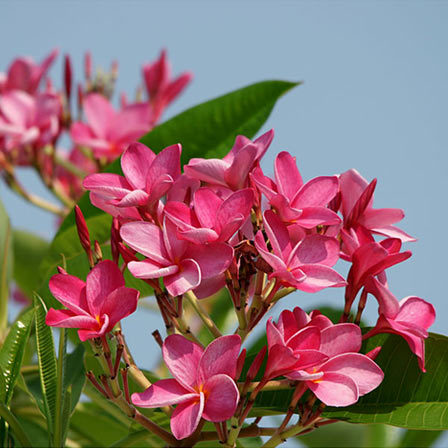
[184,158,228,187]
[274,151,303,200]
[365,276,400,318]
[165,258,201,296]
[0,91,34,126]
[164,72,193,105]
[308,372,359,407]
[263,210,292,259]
[296,265,346,293]
[163,218,187,261]
[120,221,169,265]
[277,309,303,343]
[101,286,139,328]
[189,242,233,278]
[83,173,132,199]
[287,326,321,351]
[372,225,416,242]
[193,274,226,299]
[193,188,222,228]
[132,379,197,407]
[147,144,181,190]
[83,93,116,139]
[128,260,178,279]
[45,308,97,329]
[202,374,239,422]
[109,103,151,142]
[293,176,338,209]
[86,260,125,317]
[360,208,405,229]
[254,231,288,273]
[288,235,339,268]
[116,189,150,207]
[319,324,362,357]
[320,353,384,396]
[198,335,241,382]
[397,296,435,330]
[266,318,286,348]
[163,334,204,390]
[170,395,204,440]
[265,345,300,380]
[339,169,369,218]
[224,144,257,190]
[121,142,155,190]
[216,189,254,234]
[49,273,89,316]
[292,350,329,370]
[293,206,341,229]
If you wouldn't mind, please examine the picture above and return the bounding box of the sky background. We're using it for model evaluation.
[1,1,447,444]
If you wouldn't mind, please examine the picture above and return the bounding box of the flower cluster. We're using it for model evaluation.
[44,129,435,442]
[0,49,191,205]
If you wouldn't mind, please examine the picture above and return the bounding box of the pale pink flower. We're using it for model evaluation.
[363,277,435,371]
[120,218,234,297]
[0,49,58,94]
[71,93,151,161]
[254,210,345,292]
[84,141,181,219]
[184,130,274,192]
[46,260,139,341]
[339,169,415,243]
[251,151,340,229]
[142,49,193,124]
[132,334,240,440]
[164,187,254,244]
[0,90,61,163]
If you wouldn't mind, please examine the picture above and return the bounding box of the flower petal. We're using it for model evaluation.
[319,324,362,357]
[308,372,359,407]
[101,286,139,329]
[49,273,89,316]
[170,395,204,440]
[121,142,156,190]
[202,374,239,422]
[165,258,201,296]
[132,379,197,407]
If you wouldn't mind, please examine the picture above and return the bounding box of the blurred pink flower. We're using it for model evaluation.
[132,334,240,440]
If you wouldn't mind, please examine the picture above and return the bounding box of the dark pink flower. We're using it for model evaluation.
[363,277,435,371]
[132,334,240,440]
[71,93,151,161]
[254,210,345,292]
[120,219,234,297]
[46,260,139,341]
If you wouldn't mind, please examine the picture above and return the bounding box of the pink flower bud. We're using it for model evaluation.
[84,52,92,80]
[235,348,247,380]
[366,346,382,361]
[74,206,93,265]
[247,346,267,381]
[64,54,72,103]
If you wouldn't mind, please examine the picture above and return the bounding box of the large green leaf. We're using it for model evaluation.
[33,295,57,437]
[0,307,34,405]
[396,429,444,447]
[37,80,298,309]
[64,343,85,414]
[0,198,13,332]
[252,332,448,430]
[12,230,49,299]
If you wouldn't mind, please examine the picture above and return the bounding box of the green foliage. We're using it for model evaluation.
[396,429,444,447]
[13,230,49,299]
[0,198,13,332]
[0,307,34,405]
[36,80,299,310]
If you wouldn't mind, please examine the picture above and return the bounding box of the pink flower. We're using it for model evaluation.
[142,49,193,124]
[0,49,58,94]
[251,151,340,229]
[132,334,240,440]
[84,142,181,219]
[345,238,412,305]
[267,307,383,407]
[184,130,274,192]
[254,210,345,292]
[164,188,254,244]
[46,260,139,341]
[0,91,61,163]
[120,218,234,297]
[339,169,415,243]
[363,277,435,371]
[71,93,151,161]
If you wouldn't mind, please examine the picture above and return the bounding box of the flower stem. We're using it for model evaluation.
[184,290,222,338]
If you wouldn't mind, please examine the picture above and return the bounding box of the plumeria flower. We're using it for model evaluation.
[0,91,61,163]
[46,260,139,341]
[0,49,58,94]
[363,276,435,371]
[164,187,254,244]
[120,218,234,297]
[142,49,193,124]
[71,93,151,161]
[251,151,340,229]
[254,210,345,292]
[132,334,241,440]
[84,141,181,219]
[339,169,415,243]
[184,129,274,193]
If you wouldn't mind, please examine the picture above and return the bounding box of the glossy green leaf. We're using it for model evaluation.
[0,403,32,447]
[252,332,448,430]
[0,198,13,332]
[53,328,67,447]
[33,294,57,436]
[64,343,85,414]
[396,429,444,447]
[0,307,34,405]
[37,80,298,309]
[12,230,49,299]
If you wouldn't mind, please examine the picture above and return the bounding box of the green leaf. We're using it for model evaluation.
[0,307,34,405]
[396,429,444,447]
[12,230,49,299]
[33,294,57,437]
[36,80,299,309]
[252,332,448,430]
[0,198,13,332]
[64,343,85,414]
[53,328,67,447]
[0,403,32,447]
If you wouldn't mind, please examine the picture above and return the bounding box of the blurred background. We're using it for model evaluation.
[1,1,447,446]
